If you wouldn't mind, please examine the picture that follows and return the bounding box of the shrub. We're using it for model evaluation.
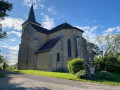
[76,70,90,79]
[67,58,83,74]
[118,55,120,63]
[104,57,118,72]
[94,57,104,70]
[100,71,117,81]
[95,56,119,72]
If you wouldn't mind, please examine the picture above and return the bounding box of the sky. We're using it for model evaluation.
[0,0,120,65]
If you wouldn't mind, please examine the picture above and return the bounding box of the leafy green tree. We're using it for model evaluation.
[0,55,5,63]
[0,0,12,40]
[0,0,12,19]
[96,34,120,57]
[0,25,7,41]
[13,63,17,69]
[87,41,100,56]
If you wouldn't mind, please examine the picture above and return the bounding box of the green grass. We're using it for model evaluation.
[14,70,120,86]
[0,74,6,78]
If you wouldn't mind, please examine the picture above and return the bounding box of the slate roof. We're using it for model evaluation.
[49,23,83,33]
[30,23,49,34]
[27,4,36,22]
[30,22,84,34]
[38,37,61,52]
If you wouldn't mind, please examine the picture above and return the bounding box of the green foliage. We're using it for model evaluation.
[100,71,118,81]
[0,74,6,78]
[104,57,118,72]
[0,29,7,40]
[96,34,120,57]
[118,55,120,63]
[67,58,83,74]
[0,0,12,19]
[87,41,100,56]
[95,56,119,72]
[76,70,90,79]
[2,62,9,70]
[94,56,104,70]
[0,55,6,63]
[6,63,18,70]
[0,0,12,40]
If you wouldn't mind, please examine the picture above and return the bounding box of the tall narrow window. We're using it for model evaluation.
[57,53,60,62]
[68,39,71,57]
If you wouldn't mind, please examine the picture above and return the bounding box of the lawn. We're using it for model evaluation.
[14,70,120,86]
[0,74,6,78]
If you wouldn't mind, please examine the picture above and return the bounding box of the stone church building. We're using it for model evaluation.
[18,5,92,71]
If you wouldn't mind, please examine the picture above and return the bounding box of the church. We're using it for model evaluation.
[18,5,93,71]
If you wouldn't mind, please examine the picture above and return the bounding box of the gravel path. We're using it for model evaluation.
[0,71,120,90]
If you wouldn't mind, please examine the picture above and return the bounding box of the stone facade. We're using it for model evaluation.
[18,5,93,71]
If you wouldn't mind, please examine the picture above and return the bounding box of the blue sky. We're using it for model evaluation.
[0,0,120,65]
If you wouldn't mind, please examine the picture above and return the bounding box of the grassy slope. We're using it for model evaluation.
[0,74,6,78]
[14,70,120,86]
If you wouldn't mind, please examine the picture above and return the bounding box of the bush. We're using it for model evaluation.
[94,57,104,70]
[95,56,119,72]
[104,57,118,72]
[100,71,117,81]
[67,58,83,74]
[118,55,120,63]
[76,70,90,79]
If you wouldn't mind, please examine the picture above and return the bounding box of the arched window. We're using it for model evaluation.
[68,39,71,57]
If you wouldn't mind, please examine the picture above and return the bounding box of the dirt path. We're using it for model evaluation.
[0,71,120,90]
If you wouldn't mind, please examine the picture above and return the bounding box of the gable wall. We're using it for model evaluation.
[48,30,64,39]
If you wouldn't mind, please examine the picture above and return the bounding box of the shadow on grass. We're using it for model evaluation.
[0,70,51,90]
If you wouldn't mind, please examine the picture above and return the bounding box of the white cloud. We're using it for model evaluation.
[105,26,120,33]
[0,45,19,51]
[9,38,17,42]
[8,31,22,37]
[77,26,90,31]
[1,17,24,31]
[0,45,9,48]
[23,0,45,9]
[9,46,19,51]
[42,14,55,29]
[76,26,98,43]
[3,54,18,65]
[47,7,56,15]
[90,26,98,32]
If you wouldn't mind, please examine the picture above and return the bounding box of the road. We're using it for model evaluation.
[0,71,120,90]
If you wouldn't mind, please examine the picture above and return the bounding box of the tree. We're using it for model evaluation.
[13,63,17,69]
[0,0,12,40]
[0,0,12,19]
[96,34,120,57]
[0,25,7,41]
[86,41,100,56]
[0,55,5,63]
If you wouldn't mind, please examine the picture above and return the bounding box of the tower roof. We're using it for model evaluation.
[50,23,84,33]
[27,4,36,22]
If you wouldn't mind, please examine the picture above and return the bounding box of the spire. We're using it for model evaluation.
[27,4,36,22]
